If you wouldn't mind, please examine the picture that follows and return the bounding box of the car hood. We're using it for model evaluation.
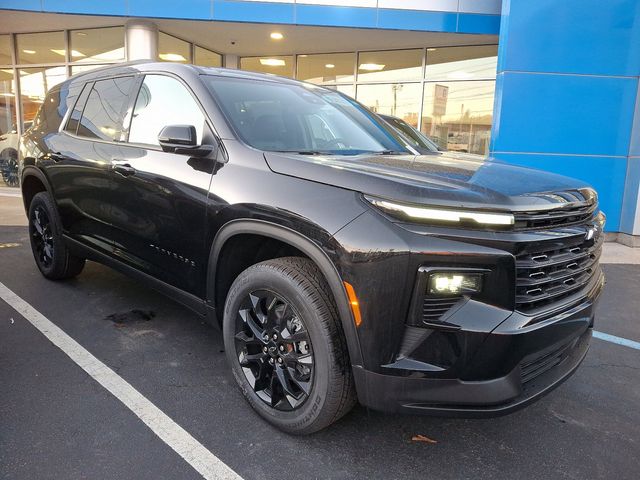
[264,151,595,212]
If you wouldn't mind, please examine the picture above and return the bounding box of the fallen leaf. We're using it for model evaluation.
[411,434,437,444]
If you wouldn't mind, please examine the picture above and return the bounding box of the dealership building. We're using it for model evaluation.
[0,0,638,243]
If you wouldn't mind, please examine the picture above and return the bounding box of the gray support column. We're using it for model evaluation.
[223,54,239,69]
[125,20,158,61]
[619,82,640,245]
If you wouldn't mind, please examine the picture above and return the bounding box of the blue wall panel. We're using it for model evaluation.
[492,153,628,231]
[42,0,127,16]
[497,0,640,76]
[0,1,500,35]
[0,0,42,11]
[129,0,211,19]
[296,5,376,29]
[456,13,501,34]
[491,72,638,156]
[212,1,294,24]
[376,9,457,32]
[492,0,640,232]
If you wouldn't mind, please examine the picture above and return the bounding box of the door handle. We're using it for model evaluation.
[112,162,136,177]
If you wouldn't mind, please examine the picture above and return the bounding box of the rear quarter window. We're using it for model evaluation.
[32,82,83,134]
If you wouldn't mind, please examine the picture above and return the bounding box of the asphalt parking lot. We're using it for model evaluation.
[1,191,639,479]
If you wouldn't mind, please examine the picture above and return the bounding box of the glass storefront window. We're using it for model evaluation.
[0,35,11,65]
[71,64,109,75]
[194,46,222,67]
[1,25,499,152]
[19,67,67,128]
[16,31,66,64]
[158,32,190,63]
[421,80,495,155]
[426,45,498,81]
[326,84,355,99]
[356,83,422,128]
[0,70,17,147]
[240,56,293,77]
[70,27,125,63]
[357,49,422,82]
[0,69,17,185]
[297,53,355,85]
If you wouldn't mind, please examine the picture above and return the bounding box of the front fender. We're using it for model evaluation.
[207,218,364,367]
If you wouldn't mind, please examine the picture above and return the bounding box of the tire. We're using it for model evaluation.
[223,256,356,434]
[1,149,19,187]
[28,191,85,280]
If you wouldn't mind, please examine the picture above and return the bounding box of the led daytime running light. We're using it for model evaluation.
[368,198,514,226]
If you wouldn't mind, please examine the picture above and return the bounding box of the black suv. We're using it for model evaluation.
[19,62,605,434]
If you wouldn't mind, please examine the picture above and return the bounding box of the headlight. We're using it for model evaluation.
[428,272,483,295]
[365,196,514,227]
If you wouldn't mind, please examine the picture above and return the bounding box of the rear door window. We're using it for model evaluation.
[77,76,135,141]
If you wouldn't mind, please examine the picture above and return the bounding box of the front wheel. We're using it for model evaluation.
[223,257,356,434]
[28,191,85,280]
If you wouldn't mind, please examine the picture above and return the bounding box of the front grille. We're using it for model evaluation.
[514,203,597,230]
[422,296,461,322]
[515,234,603,313]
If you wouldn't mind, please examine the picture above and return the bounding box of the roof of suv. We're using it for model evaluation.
[64,60,307,88]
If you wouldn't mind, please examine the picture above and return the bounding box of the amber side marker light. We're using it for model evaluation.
[343,281,362,327]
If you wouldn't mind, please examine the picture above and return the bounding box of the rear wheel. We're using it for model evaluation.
[223,257,356,434]
[28,191,85,280]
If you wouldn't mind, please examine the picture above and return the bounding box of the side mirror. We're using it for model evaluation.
[158,125,214,157]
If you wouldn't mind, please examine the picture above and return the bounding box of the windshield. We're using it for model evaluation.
[203,76,411,155]
[381,115,439,153]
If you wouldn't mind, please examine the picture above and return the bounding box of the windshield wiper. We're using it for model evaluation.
[275,150,330,155]
[276,149,408,156]
[373,150,408,155]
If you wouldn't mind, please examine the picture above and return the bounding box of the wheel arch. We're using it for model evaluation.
[207,219,363,367]
[20,167,52,214]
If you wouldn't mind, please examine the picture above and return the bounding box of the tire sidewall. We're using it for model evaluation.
[28,192,65,277]
[223,264,334,433]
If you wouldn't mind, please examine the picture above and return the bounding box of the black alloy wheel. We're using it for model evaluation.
[234,289,314,411]
[223,257,356,434]
[30,205,54,269]
[27,191,85,280]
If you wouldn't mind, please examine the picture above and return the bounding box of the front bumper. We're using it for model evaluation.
[353,274,601,416]
[332,205,605,416]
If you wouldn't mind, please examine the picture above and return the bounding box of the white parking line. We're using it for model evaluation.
[593,330,640,350]
[0,281,243,480]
